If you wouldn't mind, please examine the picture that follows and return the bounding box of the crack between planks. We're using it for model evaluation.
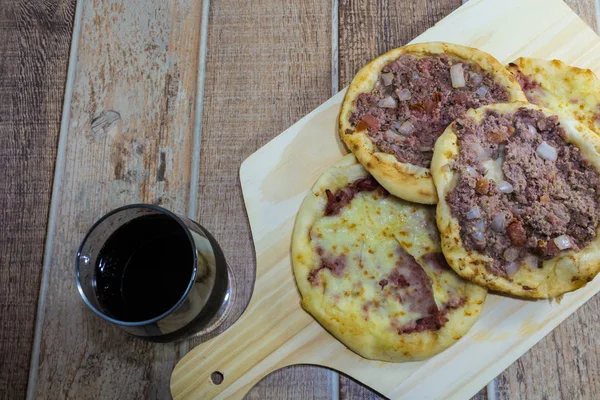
[187,0,211,221]
[486,378,499,400]
[330,367,340,400]
[26,0,85,398]
[180,0,211,359]
[330,0,340,398]
[595,0,600,34]
[331,0,339,95]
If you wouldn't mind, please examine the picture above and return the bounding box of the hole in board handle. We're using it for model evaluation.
[211,371,224,385]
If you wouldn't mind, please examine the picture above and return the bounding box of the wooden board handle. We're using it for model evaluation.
[171,250,317,399]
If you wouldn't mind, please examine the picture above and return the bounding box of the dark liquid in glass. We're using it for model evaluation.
[94,214,195,322]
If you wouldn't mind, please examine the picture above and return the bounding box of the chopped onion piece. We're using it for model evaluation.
[522,124,537,140]
[475,85,489,96]
[536,141,558,161]
[491,213,506,232]
[378,96,397,108]
[513,207,525,215]
[503,247,520,262]
[474,219,486,232]
[470,73,483,85]
[498,180,514,193]
[382,72,394,86]
[472,231,484,241]
[466,206,481,220]
[465,166,478,177]
[523,254,539,270]
[472,142,490,160]
[553,235,573,250]
[504,261,520,277]
[419,146,432,152]
[450,63,466,88]
[398,120,415,135]
[383,129,404,142]
[397,88,412,101]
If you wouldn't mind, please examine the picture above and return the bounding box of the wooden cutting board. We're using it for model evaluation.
[170,0,600,398]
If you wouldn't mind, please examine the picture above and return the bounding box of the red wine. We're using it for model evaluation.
[94,214,195,322]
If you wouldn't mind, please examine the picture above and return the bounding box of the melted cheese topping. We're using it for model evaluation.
[483,153,504,185]
[309,190,468,330]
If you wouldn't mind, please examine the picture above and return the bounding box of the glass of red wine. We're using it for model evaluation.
[75,204,234,342]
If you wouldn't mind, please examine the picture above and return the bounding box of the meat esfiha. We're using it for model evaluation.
[432,103,600,298]
[339,42,526,205]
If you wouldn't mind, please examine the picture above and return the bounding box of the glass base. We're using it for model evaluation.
[189,263,236,339]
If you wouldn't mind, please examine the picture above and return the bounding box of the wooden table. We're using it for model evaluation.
[1,0,599,399]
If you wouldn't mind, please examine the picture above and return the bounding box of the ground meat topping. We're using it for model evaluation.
[446,107,600,277]
[385,247,464,334]
[349,54,510,168]
[324,176,384,216]
[308,253,347,286]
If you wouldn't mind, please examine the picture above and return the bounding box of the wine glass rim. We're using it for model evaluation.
[74,203,199,327]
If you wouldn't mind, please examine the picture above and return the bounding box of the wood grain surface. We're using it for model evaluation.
[27,0,204,398]
[338,0,462,87]
[3,0,600,398]
[566,0,599,28]
[191,0,333,397]
[0,1,76,398]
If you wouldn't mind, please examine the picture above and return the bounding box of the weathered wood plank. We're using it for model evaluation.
[565,0,597,29]
[191,0,333,396]
[28,0,204,398]
[0,1,75,398]
[337,0,494,398]
[338,0,462,88]
[495,1,600,399]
